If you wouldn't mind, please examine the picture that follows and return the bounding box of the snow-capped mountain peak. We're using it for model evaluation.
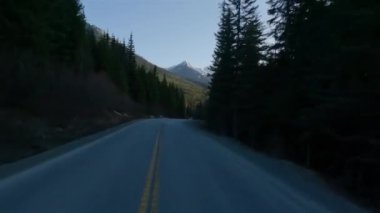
[179,60,192,67]
[170,60,196,70]
[167,61,211,86]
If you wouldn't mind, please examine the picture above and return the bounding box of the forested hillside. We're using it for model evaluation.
[90,25,207,107]
[207,0,380,208]
[0,0,187,163]
[135,55,207,108]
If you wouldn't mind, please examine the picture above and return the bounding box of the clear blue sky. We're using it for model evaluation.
[81,0,269,68]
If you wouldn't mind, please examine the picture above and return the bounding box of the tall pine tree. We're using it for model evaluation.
[208,2,236,134]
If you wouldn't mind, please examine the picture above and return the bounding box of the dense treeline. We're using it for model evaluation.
[91,32,185,117]
[207,0,380,207]
[0,0,185,118]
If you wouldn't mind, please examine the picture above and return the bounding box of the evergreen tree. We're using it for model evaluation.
[126,34,138,100]
[234,3,264,139]
[126,33,136,70]
[207,2,236,134]
[266,0,299,59]
[208,0,264,137]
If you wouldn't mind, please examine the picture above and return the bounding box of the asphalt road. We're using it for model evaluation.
[0,119,367,213]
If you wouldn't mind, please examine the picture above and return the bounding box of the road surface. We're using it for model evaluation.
[0,119,366,213]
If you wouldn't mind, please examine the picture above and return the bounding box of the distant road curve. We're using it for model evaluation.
[0,119,367,213]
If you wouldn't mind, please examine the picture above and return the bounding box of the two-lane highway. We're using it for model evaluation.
[0,119,367,213]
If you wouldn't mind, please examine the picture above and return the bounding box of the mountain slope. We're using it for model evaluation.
[136,56,207,107]
[168,61,211,86]
[88,24,207,107]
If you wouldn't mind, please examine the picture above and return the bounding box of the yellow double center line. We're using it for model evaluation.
[138,126,162,213]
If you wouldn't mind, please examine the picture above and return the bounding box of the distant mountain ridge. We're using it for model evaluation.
[168,61,211,86]
[134,57,208,107]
